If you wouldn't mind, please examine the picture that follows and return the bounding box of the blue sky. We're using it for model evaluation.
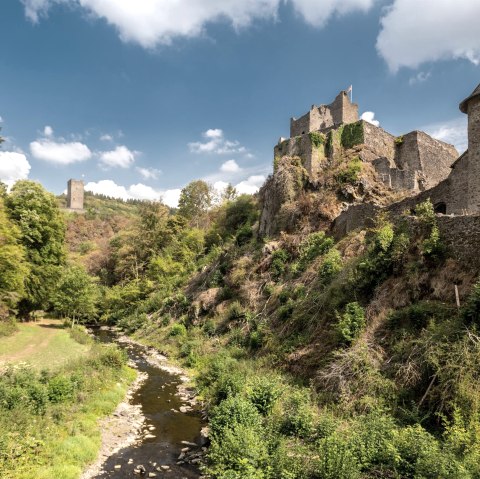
[0,0,479,206]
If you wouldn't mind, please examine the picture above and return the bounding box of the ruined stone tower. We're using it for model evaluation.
[460,84,480,214]
[290,90,358,137]
[67,179,84,210]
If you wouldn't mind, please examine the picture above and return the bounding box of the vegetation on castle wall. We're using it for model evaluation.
[341,121,364,149]
[335,156,363,185]
[308,131,326,148]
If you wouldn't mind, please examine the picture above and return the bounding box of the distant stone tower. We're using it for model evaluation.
[460,83,480,213]
[67,179,84,210]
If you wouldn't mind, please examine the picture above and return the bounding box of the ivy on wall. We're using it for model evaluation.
[341,121,364,149]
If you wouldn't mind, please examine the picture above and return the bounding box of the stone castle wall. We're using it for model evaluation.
[290,91,358,137]
[467,96,480,212]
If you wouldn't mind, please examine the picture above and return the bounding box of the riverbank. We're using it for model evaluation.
[81,369,147,479]
[0,328,136,479]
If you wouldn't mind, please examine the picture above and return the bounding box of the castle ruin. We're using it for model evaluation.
[275,88,458,194]
[67,179,84,210]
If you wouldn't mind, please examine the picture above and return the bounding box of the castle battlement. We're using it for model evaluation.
[290,90,358,137]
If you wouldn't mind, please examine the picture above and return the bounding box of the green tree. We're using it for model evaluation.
[177,180,212,225]
[52,264,98,325]
[5,180,66,313]
[0,198,29,311]
[222,183,238,202]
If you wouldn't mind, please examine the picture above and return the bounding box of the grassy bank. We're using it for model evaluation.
[0,324,136,479]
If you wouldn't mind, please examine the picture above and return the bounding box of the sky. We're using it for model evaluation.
[0,0,479,207]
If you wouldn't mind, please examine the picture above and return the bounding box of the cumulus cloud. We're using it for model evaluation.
[43,125,53,137]
[100,134,113,141]
[84,179,182,207]
[162,188,182,208]
[235,174,266,195]
[0,151,31,186]
[189,128,246,155]
[220,159,241,173]
[424,117,468,153]
[85,179,163,200]
[30,138,92,164]
[377,0,480,71]
[99,145,137,169]
[21,0,376,48]
[360,111,380,127]
[136,166,162,180]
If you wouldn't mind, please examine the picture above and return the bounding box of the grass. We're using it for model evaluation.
[0,319,137,479]
[0,319,88,370]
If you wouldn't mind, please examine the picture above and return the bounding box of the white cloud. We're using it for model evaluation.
[424,117,468,153]
[220,159,241,173]
[21,0,376,48]
[43,125,53,137]
[99,145,137,169]
[0,116,4,123]
[129,183,161,200]
[377,0,480,72]
[189,128,247,155]
[30,138,92,164]
[85,179,164,201]
[408,71,431,86]
[100,134,113,141]
[162,188,182,208]
[360,111,380,127]
[235,174,266,195]
[0,151,31,186]
[136,166,162,180]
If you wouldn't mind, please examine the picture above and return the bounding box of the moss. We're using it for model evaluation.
[395,135,404,146]
[341,121,364,149]
[308,131,326,148]
[326,131,335,157]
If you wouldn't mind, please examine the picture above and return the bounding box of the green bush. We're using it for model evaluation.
[319,248,343,284]
[118,312,149,334]
[247,376,281,416]
[0,319,18,337]
[95,345,127,369]
[270,249,289,279]
[294,232,334,273]
[280,389,316,439]
[69,325,93,345]
[169,323,187,337]
[207,424,270,479]
[335,157,362,186]
[47,375,75,403]
[315,434,360,479]
[336,302,366,344]
[210,396,262,438]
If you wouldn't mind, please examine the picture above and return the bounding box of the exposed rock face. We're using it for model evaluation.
[258,157,309,237]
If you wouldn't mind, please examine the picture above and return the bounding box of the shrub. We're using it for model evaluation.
[95,345,127,369]
[169,323,187,337]
[294,232,334,273]
[212,369,246,403]
[210,396,262,438]
[226,301,246,322]
[319,248,343,284]
[336,302,366,344]
[207,424,270,479]
[462,278,480,325]
[315,434,360,479]
[0,319,18,337]
[247,376,281,416]
[335,157,362,186]
[47,375,75,403]
[270,249,289,279]
[280,389,316,439]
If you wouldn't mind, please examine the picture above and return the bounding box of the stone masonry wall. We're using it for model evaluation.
[467,96,480,213]
[67,179,84,210]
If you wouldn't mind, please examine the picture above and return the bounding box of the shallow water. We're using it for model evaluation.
[92,328,203,478]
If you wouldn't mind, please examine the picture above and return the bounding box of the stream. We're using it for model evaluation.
[92,328,204,478]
